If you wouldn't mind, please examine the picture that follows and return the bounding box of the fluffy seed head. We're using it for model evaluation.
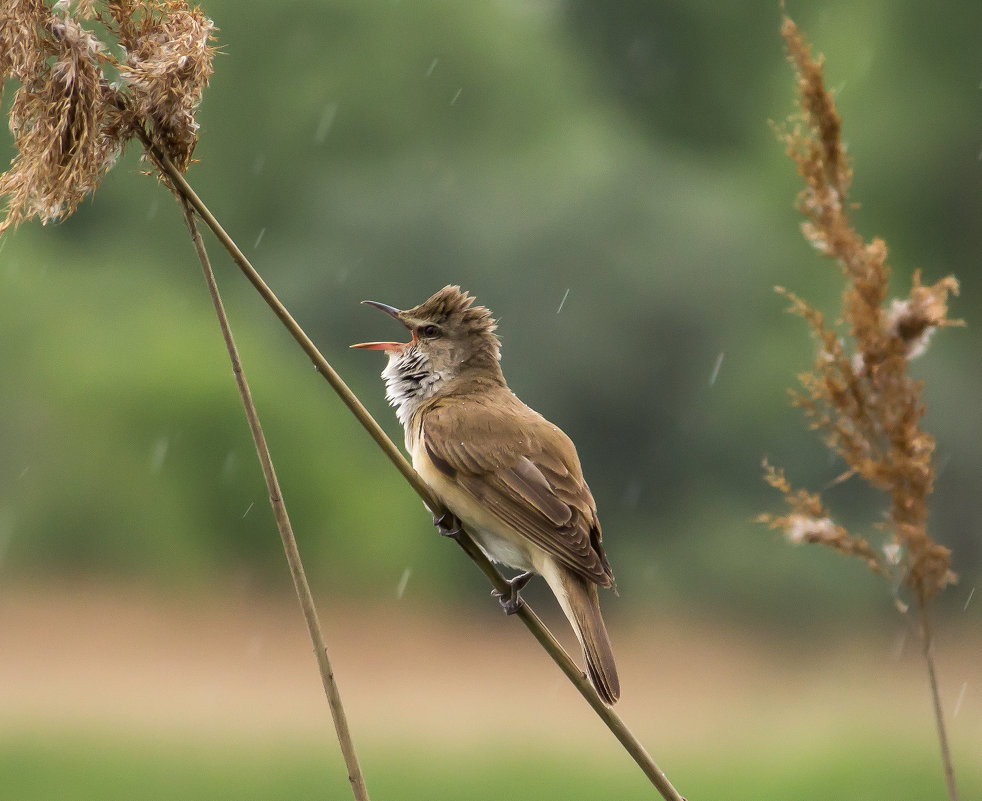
[1,0,217,234]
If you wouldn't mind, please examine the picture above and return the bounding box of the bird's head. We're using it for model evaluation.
[352,285,501,379]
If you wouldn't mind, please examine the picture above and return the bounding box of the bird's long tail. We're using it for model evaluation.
[544,563,620,705]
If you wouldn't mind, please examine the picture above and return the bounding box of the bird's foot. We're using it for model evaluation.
[492,571,534,615]
[432,510,462,540]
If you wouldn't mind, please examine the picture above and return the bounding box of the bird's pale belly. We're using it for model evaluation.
[461,516,537,572]
[412,445,539,573]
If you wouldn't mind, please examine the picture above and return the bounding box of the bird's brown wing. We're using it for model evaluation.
[421,392,614,587]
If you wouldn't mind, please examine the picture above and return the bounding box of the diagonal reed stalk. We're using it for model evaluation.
[138,127,683,801]
[179,195,371,801]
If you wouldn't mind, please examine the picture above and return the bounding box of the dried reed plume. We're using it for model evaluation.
[107,0,215,171]
[0,0,214,234]
[761,16,962,799]
[759,16,960,608]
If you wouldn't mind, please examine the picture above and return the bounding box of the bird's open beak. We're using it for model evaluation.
[361,300,403,319]
[350,300,416,351]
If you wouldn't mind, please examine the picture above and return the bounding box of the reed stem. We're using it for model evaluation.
[180,195,371,801]
[918,603,959,801]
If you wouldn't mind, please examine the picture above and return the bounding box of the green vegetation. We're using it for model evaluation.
[2,0,977,617]
[3,729,980,801]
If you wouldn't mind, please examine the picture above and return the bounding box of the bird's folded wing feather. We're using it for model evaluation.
[422,396,613,587]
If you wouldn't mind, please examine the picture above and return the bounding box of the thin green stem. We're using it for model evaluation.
[143,130,683,801]
[919,602,959,801]
[180,197,371,801]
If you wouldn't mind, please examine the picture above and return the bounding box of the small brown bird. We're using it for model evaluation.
[352,285,619,704]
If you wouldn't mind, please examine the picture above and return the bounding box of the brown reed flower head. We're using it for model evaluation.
[1,0,216,234]
[759,17,961,606]
[1,1,45,82]
[0,1,120,234]
[106,0,216,172]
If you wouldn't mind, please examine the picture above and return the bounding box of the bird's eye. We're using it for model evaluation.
[419,324,439,338]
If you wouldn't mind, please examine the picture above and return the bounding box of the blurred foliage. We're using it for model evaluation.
[3,729,981,801]
[1,0,979,622]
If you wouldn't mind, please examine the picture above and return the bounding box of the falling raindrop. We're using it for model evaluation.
[964,586,975,611]
[254,228,266,249]
[314,103,339,143]
[242,501,255,518]
[426,58,439,77]
[891,629,908,661]
[396,567,412,599]
[953,681,967,718]
[450,88,462,106]
[556,288,570,314]
[709,352,725,386]
[0,508,13,567]
[621,478,642,510]
[150,437,169,473]
[222,451,239,481]
[935,451,952,479]
[246,635,264,658]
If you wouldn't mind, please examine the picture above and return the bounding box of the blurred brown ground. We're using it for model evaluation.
[2,579,980,759]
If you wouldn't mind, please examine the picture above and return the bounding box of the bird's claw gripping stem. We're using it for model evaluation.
[492,571,534,615]
[433,510,462,540]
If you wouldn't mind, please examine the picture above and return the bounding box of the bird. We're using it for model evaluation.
[351,285,619,705]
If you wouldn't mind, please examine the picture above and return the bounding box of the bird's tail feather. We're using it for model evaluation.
[546,565,620,705]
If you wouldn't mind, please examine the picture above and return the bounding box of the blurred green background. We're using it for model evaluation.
[2,1,980,799]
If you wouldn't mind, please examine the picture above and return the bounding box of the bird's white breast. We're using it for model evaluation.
[382,348,446,429]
